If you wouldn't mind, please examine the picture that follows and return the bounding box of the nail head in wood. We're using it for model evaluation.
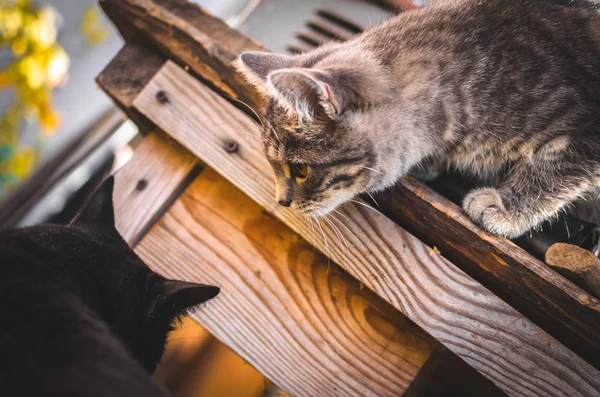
[156,90,169,104]
[224,140,239,153]
[136,178,149,191]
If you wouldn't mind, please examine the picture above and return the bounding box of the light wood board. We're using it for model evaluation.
[113,132,197,245]
[136,167,437,397]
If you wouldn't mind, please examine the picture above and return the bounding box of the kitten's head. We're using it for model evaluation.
[236,48,399,215]
[61,176,219,372]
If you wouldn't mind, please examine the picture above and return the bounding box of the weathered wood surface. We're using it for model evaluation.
[132,61,600,397]
[97,0,600,366]
[99,0,266,110]
[136,167,438,397]
[376,179,600,367]
[113,132,197,246]
[546,243,600,298]
[97,43,166,132]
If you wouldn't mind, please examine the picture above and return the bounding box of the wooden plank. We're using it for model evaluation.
[375,178,600,366]
[136,167,438,397]
[132,61,600,397]
[113,132,197,246]
[97,43,166,132]
[546,243,600,298]
[96,0,600,364]
[99,0,266,109]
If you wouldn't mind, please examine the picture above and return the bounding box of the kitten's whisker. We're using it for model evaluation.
[225,95,263,125]
[314,212,331,270]
[329,214,350,263]
[307,214,317,254]
[331,209,366,251]
[349,199,384,216]
[360,166,383,175]
[325,213,348,266]
[366,192,381,210]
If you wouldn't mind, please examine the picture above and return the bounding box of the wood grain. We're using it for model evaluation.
[546,243,600,298]
[97,43,166,132]
[376,178,600,367]
[113,132,197,246]
[136,167,437,397]
[99,0,266,109]
[96,0,600,364]
[132,61,600,397]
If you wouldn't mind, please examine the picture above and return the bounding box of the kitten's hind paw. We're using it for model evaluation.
[463,188,527,239]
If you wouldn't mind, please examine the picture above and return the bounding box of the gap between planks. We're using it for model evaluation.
[131,60,600,397]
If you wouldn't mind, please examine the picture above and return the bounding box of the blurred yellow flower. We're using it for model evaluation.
[81,6,109,47]
[0,0,70,194]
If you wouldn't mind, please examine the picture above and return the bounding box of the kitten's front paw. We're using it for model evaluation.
[463,188,524,238]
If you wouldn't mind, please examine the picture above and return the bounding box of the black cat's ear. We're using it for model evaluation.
[236,52,295,94]
[71,176,115,227]
[156,279,220,315]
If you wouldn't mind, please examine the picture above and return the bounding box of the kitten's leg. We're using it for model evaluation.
[463,163,595,238]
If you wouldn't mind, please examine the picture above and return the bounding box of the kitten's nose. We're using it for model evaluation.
[278,198,292,207]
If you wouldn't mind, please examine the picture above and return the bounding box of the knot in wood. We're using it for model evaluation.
[224,140,239,153]
[155,90,169,104]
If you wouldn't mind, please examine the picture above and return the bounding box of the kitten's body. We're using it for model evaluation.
[238,0,600,238]
[0,177,219,396]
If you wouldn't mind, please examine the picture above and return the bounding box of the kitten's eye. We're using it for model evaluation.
[291,163,308,179]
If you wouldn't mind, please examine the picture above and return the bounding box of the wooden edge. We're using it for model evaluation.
[546,243,600,298]
[136,166,439,396]
[376,178,600,366]
[132,61,600,396]
[99,0,266,109]
[97,42,166,133]
[113,132,198,246]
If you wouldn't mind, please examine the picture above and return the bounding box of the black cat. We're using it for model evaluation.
[0,176,219,396]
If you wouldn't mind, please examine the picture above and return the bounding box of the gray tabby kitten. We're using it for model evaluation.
[236,0,600,238]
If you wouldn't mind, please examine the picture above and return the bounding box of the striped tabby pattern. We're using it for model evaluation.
[237,0,600,238]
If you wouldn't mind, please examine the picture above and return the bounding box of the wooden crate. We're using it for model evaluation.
[98,0,600,395]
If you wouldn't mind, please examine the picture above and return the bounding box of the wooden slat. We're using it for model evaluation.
[97,43,166,132]
[113,132,197,246]
[99,0,266,109]
[136,167,438,397]
[376,178,600,365]
[132,61,600,397]
[96,0,600,365]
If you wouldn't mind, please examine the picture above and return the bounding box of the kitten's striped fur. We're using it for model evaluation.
[237,0,600,238]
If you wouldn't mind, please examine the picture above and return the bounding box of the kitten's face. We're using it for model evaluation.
[237,50,395,215]
[262,100,378,215]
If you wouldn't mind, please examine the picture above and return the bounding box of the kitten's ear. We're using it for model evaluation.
[156,279,220,314]
[71,176,115,227]
[236,51,295,93]
[267,69,340,121]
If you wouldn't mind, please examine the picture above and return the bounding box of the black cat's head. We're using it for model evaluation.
[64,176,220,372]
